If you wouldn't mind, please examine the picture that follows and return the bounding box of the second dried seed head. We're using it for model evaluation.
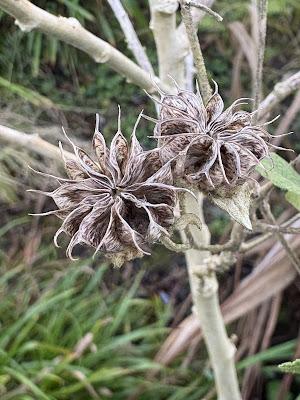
[152,82,271,196]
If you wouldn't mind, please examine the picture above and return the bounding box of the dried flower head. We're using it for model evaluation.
[30,110,181,267]
[149,81,275,195]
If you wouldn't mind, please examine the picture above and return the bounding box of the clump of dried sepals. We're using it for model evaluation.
[30,109,186,267]
[147,80,280,196]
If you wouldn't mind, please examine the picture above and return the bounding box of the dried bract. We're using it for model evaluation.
[151,81,272,195]
[30,110,180,267]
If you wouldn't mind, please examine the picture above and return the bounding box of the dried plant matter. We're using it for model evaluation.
[30,110,180,266]
[151,81,271,195]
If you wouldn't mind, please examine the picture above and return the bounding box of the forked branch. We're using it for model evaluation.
[0,0,164,93]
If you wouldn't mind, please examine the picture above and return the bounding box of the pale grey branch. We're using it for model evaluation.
[0,0,163,93]
[258,71,300,118]
[107,0,154,74]
[0,124,74,162]
[149,0,182,87]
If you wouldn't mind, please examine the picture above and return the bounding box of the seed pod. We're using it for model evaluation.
[30,110,181,267]
[152,82,271,196]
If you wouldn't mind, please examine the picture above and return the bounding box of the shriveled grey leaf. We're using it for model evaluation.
[211,183,253,229]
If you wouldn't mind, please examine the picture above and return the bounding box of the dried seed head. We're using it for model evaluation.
[152,81,271,195]
[31,111,180,267]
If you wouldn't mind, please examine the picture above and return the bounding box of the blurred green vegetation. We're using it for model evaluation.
[0,0,300,399]
[0,232,298,399]
[0,0,299,139]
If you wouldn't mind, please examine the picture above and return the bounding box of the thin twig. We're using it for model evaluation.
[176,0,215,62]
[186,0,223,21]
[191,223,245,254]
[252,0,268,121]
[258,71,300,119]
[254,223,300,235]
[240,232,273,253]
[107,0,154,74]
[261,200,300,274]
[180,0,212,103]
[273,89,300,145]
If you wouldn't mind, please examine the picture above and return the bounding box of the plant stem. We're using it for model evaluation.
[108,0,154,74]
[150,3,241,397]
[191,276,240,400]
[180,0,212,103]
[0,124,74,162]
[258,71,300,119]
[182,193,241,400]
[253,0,268,120]
[149,0,183,87]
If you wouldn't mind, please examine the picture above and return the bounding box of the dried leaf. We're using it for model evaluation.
[211,183,252,229]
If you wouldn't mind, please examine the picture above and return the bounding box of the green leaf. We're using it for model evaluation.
[211,183,252,230]
[32,32,42,77]
[237,340,296,370]
[285,191,300,211]
[4,367,53,400]
[57,0,95,21]
[0,76,54,108]
[256,153,300,195]
[278,359,300,374]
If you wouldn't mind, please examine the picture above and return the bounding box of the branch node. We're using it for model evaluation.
[183,0,223,22]
[15,19,37,32]
[160,235,191,252]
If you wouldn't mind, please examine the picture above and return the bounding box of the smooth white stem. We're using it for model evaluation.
[0,0,165,93]
[0,124,74,162]
[182,194,241,400]
[107,0,154,75]
[191,275,240,400]
[149,1,242,395]
[149,0,184,87]
[185,52,195,91]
